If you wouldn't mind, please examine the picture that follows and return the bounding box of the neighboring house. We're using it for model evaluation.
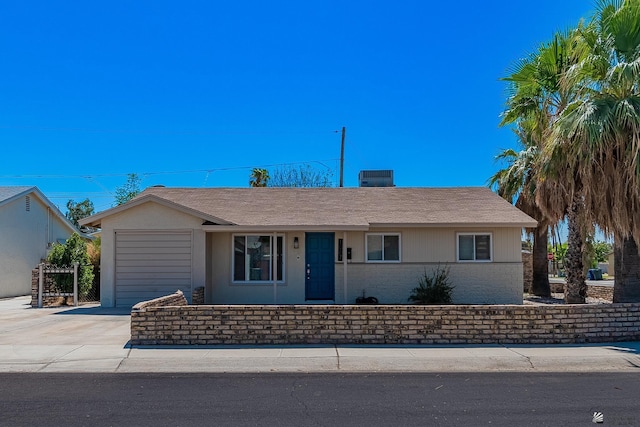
[81,186,537,308]
[0,186,79,298]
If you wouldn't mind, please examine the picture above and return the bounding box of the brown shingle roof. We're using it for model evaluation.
[127,186,536,228]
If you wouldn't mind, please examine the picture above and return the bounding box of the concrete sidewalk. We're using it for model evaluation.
[1,296,640,373]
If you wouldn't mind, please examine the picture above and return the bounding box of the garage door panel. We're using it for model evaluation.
[115,231,192,308]
[116,243,191,250]
[116,284,191,293]
[116,233,191,241]
[116,272,191,281]
[116,262,191,270]
[115,253,192,261]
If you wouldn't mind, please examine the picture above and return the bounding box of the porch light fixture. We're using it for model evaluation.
[293,237,299,249]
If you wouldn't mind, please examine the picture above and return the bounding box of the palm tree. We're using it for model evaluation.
[499,30,588,301]
[249,168,270,187]
[490,120,551,297]
[548,0,640,302]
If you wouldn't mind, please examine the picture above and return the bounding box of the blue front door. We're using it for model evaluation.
[305,232,335,300]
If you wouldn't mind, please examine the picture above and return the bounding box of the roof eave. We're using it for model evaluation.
[368,221,538,228]
[79,194,234,228]
[202,225,370,232]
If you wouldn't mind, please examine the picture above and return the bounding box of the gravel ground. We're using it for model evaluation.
[523,293,611,305]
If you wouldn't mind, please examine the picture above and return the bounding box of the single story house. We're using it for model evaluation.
[80,186,537,308]
[0,186,80,298]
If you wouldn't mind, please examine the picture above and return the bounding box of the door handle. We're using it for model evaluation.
[306,264,311,280]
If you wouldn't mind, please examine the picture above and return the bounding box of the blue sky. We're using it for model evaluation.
[0,1,594,212]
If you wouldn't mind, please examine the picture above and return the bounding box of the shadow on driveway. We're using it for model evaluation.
[54,306,131,316]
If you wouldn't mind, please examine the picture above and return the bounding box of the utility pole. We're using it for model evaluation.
[339,126,346,187]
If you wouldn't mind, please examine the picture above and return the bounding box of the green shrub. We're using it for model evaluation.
[46,233,94,297]
[408,265,454,304]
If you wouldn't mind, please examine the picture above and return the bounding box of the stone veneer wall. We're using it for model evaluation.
[522,251,533,293]
[548,283,614,301]
[587,285,614,301]
[30,268,74,307]
[130,292,639,346]
[131,290,189,310]
[192,287,205,305]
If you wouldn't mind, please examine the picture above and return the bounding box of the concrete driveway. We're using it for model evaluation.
[2,295,640,373]
[0,296,131,372]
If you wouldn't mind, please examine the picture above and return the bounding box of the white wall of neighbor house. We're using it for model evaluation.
[0,195,74,298]
[98,201,206,307]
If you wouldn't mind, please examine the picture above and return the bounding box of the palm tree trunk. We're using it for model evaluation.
[564,195,586,303]
[531,225,551,297]
[613,236,640,303]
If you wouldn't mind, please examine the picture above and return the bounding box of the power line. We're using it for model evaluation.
[0,124,338,137]
[0,159,340,180]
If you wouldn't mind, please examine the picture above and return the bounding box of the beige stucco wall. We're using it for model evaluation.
[98,201,206,307]
[335,262,523,305]
[0,195,74,298]
[207,227,523,305]
[208,232,307,304]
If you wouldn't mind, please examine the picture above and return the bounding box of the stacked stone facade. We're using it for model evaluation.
[130,292,639,346]
[522,251,533,293]
[30,267,74,307]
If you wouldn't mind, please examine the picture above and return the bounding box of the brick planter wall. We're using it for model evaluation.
[587,285,614,301]
[131,290,188,310]
[130,292,640,346]
[522,251,532,293]
[547,283,614,301]
[192,287,205,305]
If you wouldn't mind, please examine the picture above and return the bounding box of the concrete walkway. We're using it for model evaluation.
[1,296,639,373]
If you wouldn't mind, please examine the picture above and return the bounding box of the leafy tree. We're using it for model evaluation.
[269,164,334,187]
[584,239,613,269]
[549,242,568,266]
[46,233,94,297]
[249,168,269,187]
[87,237,101,295]
[593,241,612,264]
[114,173,141,206]
[66,198,94,230]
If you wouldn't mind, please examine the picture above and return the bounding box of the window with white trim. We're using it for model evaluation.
[457,233,492,262]
[233,235,284,282]
[366,233,400,262]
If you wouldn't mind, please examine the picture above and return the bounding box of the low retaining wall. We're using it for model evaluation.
[131,290,189,310]
[548,283,614,301]
[130,292,640,346]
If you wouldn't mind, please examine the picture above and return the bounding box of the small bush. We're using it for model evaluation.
[408,265,454,304]
[46,233,94,297]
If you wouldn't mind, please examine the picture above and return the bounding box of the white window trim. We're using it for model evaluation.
[232,233,286,283]
[365,233,401,263]
[456,232,493,262]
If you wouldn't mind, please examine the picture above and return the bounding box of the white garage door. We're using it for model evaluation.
[115,231,192,307]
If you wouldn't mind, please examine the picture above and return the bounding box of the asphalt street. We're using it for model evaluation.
[1,372,639,427]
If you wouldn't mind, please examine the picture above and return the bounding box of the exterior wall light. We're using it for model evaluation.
[293,237,299,249]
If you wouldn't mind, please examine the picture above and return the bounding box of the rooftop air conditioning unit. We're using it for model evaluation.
[358,170,394,187]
